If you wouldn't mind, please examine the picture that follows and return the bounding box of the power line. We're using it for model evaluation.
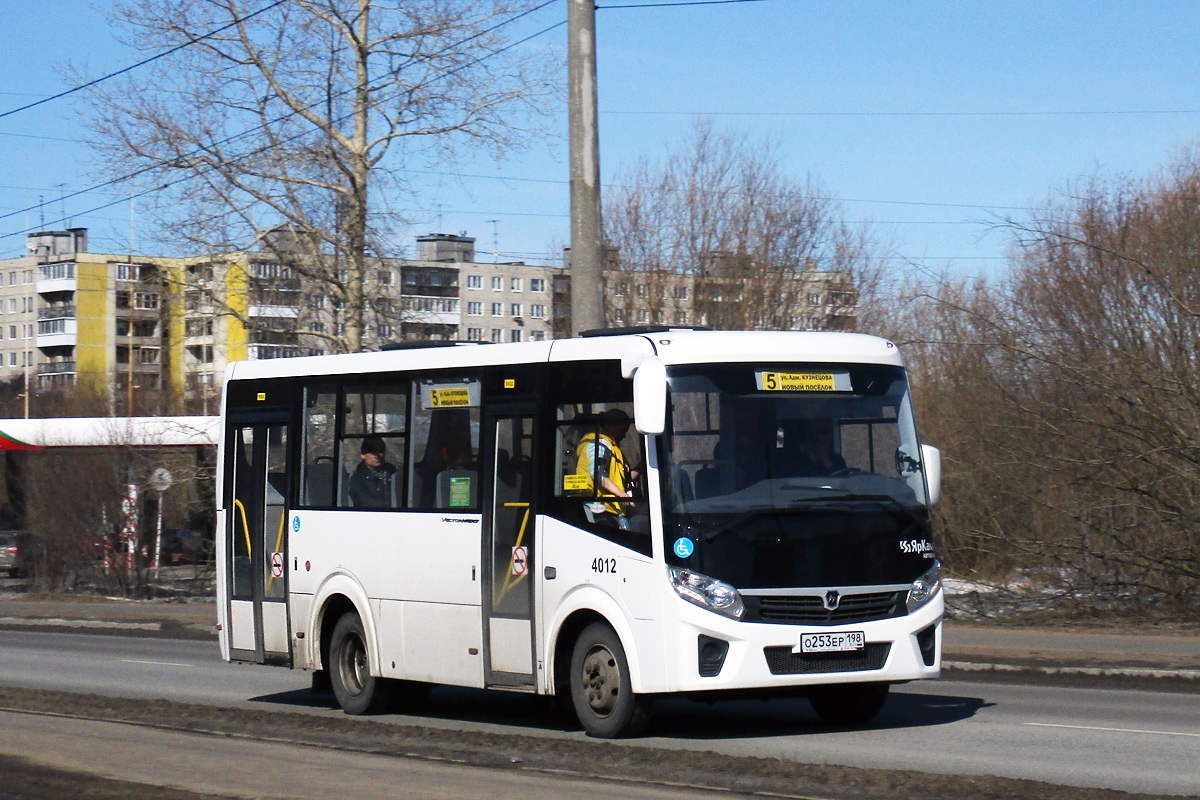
[0,1,287,121]
[602,108,1200,118]
[1,13,568,240]
[599,0,769,8]
[405,167,1039,212]
[0,130,98,145]
[0,1,564,229]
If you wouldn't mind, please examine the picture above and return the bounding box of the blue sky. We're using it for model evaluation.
[3,0,1200,275]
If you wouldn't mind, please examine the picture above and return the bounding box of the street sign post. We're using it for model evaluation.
[150,467,172,578]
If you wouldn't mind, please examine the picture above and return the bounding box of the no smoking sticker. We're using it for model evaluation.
[270,552,284,578]
[511,546,528,576]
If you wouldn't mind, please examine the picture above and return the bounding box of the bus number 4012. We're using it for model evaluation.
[591,557,616,574]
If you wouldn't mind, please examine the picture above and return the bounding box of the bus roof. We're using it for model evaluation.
[0,416,219,450]
[224,330,903,384]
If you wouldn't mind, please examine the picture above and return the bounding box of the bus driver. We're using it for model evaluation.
[576,408,639,529]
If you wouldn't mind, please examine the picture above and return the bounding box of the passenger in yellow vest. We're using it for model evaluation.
[576,408,639,529]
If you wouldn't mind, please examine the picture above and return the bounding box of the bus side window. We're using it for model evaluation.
[409,377,480,510]
[338,385,407,510]
[301,387,337,507]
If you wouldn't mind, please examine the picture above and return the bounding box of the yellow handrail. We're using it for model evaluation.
[232,499,252,557]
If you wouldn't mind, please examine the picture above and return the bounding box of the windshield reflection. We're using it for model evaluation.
[661,364,929,514]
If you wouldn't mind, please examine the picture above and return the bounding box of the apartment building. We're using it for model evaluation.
[5,225,863,410]
[171,232,556,408]
[0,230,183,405]
[554,245,858,336]
[0,250,38,384]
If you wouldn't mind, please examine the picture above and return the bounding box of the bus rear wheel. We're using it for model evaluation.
[329,612,389,715]
[569,622,651,738]
[809,682,889,725]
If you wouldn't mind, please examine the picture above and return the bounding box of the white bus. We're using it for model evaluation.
[216,328,943,737]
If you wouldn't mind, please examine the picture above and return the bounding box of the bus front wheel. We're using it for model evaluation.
[809,682,889,725]
[569,622,651,738]
[329,612,388,715]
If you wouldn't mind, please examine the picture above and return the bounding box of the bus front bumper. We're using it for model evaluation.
[658,589,943,694]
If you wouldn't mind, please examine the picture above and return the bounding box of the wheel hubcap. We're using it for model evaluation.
[580,644,620,716]
[340,634,367,695]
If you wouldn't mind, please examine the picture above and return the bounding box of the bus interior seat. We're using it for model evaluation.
[496,448,515,488]
[672,468,694,506]
[694,464,721,499]
[435,468,478,509]
[497,448,533,492]
[693,442,726,499]
[266,472,287,505]
[306,460,334,506]
[410,462,435,508]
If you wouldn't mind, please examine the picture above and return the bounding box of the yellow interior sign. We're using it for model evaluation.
[760,372,836,392]
[562,474,591,492]
[504,378,516,389]
[429,387,472,407]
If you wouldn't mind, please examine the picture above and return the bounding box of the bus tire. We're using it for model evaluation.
[809,682,889,725]
[329,612,388,715]
[569,622,651,738]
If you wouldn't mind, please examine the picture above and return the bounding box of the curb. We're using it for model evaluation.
[943,660,1200,680]
[0,616,162,632]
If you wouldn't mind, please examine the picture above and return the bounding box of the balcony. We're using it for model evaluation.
[37,361,76,375]
[37,261,77,294]
[38,305,76,321]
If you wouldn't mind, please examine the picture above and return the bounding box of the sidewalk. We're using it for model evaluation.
[941,623,1200,681]
[0,594,216,639]
[1,593,1197,678]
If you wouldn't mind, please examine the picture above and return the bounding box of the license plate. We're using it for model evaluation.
[801,631,865,653]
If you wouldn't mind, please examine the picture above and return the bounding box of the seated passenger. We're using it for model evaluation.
[349,436,396,508]
[794,418,847,476]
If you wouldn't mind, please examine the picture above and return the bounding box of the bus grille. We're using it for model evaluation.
[749,591,906,625]
[763,643,892,675]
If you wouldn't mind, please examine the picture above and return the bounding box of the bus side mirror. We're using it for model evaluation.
[921,444,941,505]
[633,356,667,436]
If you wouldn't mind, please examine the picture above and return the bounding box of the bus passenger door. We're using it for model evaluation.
[484,412,537,687]
[227,421,292,665]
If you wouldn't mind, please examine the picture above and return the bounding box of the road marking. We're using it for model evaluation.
[120,659,193,668]
[1026,722,1200,739]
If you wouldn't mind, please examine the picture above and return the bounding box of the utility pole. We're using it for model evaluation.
[487,219,500,262]
[568,0,604,335]
[127,190,135,417]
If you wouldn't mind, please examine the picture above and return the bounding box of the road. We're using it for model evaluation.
[0,629,1197,796]
[0,709,726,800]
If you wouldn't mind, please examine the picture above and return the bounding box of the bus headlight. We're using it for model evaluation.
[668,566,745,620]
[907,559,942,613]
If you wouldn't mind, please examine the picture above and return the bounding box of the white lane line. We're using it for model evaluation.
[1026,722,1200,738]
[120,659,194,668]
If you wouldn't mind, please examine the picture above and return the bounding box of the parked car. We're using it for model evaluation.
[0,530,28,578]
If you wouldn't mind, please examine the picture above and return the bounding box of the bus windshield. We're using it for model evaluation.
[659,363,933,588]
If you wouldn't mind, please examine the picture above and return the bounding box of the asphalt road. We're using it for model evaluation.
[0,629,1197,795]
[0,709,729,800]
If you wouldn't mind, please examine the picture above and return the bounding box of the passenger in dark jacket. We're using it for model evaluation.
[349,436,397,508]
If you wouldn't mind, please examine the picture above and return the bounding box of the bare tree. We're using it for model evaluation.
[889,154,1200,611]
[603,121,888,333]
[79,0,556,353]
